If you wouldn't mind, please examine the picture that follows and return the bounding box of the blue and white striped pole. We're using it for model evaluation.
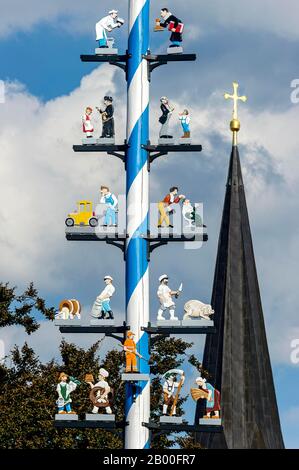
[125,0,150,449]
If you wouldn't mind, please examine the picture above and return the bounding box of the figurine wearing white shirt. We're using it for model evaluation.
[157,274,180,321]
[95,10,124,49]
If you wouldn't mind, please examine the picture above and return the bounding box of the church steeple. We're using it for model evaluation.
[197,84,284,448]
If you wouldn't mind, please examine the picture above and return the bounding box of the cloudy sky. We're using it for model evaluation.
[0,0,299,448]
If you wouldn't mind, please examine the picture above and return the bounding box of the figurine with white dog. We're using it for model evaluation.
[156,274,214,326]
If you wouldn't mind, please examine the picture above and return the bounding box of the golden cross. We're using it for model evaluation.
[224,82,247,121]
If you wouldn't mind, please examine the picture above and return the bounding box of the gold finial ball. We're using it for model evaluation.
[230,119,240,132]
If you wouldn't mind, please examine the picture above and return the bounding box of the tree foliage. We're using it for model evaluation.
[0,283,202,449]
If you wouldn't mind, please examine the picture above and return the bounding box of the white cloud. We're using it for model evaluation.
[0,65,126,290]
[1,62,299,369]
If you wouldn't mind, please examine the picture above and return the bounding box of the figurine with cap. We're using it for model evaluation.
[157,275,182,321]
[95,10,125,49]
[123,331,143,373]
[91,275,115,320]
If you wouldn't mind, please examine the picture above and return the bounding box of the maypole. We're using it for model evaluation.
[125,0,150,450]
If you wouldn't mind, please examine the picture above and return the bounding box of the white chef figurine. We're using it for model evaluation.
[157,274,181,321]
[95,10,125,49]
[88,368,112,415]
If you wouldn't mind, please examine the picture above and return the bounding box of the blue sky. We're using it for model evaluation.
[0,0,299,448]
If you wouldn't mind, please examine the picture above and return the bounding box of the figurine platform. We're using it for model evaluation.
[181,319,214,327]
[98,137,115,144]
[95,48,118,55]
[122,373,150,382]
[178,138,192,145]
[85,414,115,421]
[82,138,98,145]
[158,137,175,145]
[167,47,183,55]
[90,319,115,326]
[156,320,181,327]
[199,418,222,426]
[160,416,183,424]
[55,319,81,327]
[55,414,78,421]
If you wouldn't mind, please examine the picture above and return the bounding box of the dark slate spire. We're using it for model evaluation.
[197,145,284,448]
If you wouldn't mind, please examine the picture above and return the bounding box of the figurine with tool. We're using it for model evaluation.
[157,274,182,322]
[162,369,185,417]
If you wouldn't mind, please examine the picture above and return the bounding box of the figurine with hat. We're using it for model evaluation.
[85,368,113,415]
[91,275,115,320]
[96,96,115,140]
[191,375,221,420]
[95,10,125,49]
[157,274,183,321]
[123,331,144,373]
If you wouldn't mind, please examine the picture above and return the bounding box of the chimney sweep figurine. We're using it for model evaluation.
[191,376,221,420]
[100,185,118,227]
[158,186,185,228]
[95,10,124,50]
[91,276,115,320]
[157,8,184,53]
[82,107,94,139]
[56,373,81,415]
[123,331,143,373]
[86,369,113,415]
[157,275,182,321]
[162,369,185,416]
[96,96,115,141]
[179,109,191,139]
[159,97,175,140]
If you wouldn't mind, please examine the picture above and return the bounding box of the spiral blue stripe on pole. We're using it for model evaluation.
[125,0,150,449]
